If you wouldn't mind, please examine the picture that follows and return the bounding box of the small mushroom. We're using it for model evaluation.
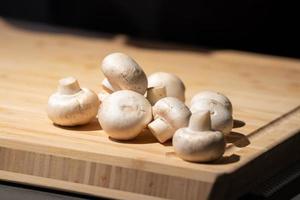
[173,111,225,162]
[190,98,233,134]
[148,97,191,143]
[147,72,185,102]
[101,52,148,95]
[47,77,100,126]
[191,91,232,115]
[98,90,152,140]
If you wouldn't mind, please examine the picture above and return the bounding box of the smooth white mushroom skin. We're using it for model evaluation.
[146,86,167,105]
[148,72,185,102]
[98,91,109,103]
[148,97,191,143]
[191,91,232,115]
[98,90,152,140]
[190,99,233,134]
[47,77,100,126]
[173,111,225,162]
[101,52,148,95]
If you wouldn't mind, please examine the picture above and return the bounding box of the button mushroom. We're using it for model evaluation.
[190,98,233,134]
[98,90,152,140]
[101,52,148,95]
[47,77,100,126]
[148,97,191,143]
[191,90,233,115]
[173,111,226,162]
[147,72,186,102]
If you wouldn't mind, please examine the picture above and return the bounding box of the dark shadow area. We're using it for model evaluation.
[53,118,102,131]
[225,132,251,148]
[4,18,114,40]
[233,119,246,129]
[125,37,213,54]
[108,129,158,144]
[162,140,172,147]
[211,154,241,165]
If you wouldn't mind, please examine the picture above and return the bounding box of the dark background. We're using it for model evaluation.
[0,0,299,58]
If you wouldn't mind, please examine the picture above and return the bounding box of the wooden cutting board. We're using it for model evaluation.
[0,19,299,200]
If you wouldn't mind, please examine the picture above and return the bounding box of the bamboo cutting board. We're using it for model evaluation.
[0,19,300,200]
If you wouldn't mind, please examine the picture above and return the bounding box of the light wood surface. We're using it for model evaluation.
[0,19,300,200]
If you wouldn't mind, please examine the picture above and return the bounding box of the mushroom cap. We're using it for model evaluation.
[47,77,100,126]
[190,99,233,134]
[191,91,232,114]
[101,52,148,95]
[98,90,152,140]
[148,72,185,102]
[173,111,225,162]
[152,97,191,129]
[173,128,225,162]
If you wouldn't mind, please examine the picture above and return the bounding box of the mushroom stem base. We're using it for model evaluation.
[148,118,174,143]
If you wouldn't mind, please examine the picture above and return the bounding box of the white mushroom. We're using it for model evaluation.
[101,52,148,95]
[98,90,152,140]
[173,111,225,162]
[191,90,232,115]
[148,97,191,143]
[190,98,233,134]
[47,77,100,126]
[147,72,185,102]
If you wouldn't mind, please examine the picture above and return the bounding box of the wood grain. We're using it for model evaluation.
[0,19,300,199]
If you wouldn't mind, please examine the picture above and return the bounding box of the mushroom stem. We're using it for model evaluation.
[148,117,173,143]
[189,111,211,132]
[102,78,114,93]
[58,77,81,95]
[146,86,167,105]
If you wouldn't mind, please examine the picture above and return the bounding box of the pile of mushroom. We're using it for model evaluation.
[47,52,235,163]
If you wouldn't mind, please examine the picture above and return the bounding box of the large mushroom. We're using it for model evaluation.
[47,77,100,126]
[101,52,148,95]
[173,111,226,162]
[98,90,152,140]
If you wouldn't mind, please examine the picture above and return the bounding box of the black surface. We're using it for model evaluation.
[0,181,106,200]
[0,0,299,58]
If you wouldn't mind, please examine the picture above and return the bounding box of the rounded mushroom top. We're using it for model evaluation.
[98,90,152,140]
[152,97,191,129]
[172,111,225,162]
[190,98,233,134]
[101,52,148,95]
[191,91,232,114]
[148,72,185,102]
[47,77,100,126]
